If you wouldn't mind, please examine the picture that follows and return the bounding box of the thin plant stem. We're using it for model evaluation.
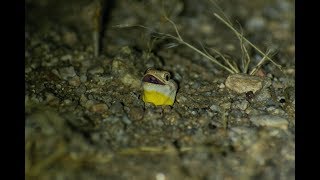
[210,48,240,73]
[199,42,239,73]
[113,23,236,73]
[249,49,272,75]
[236,22,251,73]
[214,13,282,71]
[163,16,236,73]
[180,38,236,74]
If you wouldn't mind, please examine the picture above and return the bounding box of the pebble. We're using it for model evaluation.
[220,102,231,110]
[80,75,87,82]
[121,73,141,89]
[176,95,188,103]
[225,74,263,94]
[229,126,257,150]
[121,115,132,125]
[209,104,220,112]
[61,54,72,61]
[128,106,144,121]
[266,106,286,116]
[254,88,271,102]
[84,100,95,109]
[111,59,127,75]
[51,69,60,78]
[246,16,266,31]
[74,84,87,96]
[45,92,56,102]
[88,66,104,75]
[250,115,289,129]
[218,83,225,89]
[111,59,140,89]
[232,100,249,111]
[110,102,124,115]
[165,111,181,125]
[90,103,109,114]
[59,66,76,80]
[68,76,81,87]
[63,31,78,46]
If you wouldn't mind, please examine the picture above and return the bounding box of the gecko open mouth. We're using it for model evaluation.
[142,74,165,85]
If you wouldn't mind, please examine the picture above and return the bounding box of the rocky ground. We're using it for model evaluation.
[25,0,295,179]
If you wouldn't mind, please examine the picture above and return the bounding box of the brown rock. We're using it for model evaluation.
[128,107,144,121]
[225,74,263,94]
[90,103,109,114]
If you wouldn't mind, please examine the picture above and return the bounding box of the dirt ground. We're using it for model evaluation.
[25,0,295,179]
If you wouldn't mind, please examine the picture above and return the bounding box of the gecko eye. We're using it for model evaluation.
[164,73,170,81]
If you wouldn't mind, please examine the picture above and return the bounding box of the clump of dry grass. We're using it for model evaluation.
[115,11,282,75]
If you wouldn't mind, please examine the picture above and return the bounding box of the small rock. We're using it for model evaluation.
[122,115,132,125]
[111,59,140,89]
[84,100,95,109]
[59,66,76,80]
[266,106,286,116]
[61,54,72,61]
[250,115,288,129]
[45,92,57,102]
[220,102,231,110]
[75,85,87,96]
[88,66,104,75]
[79,94,88,107]
[51,69,60,78]
[110,102,124,115]
[68,76,81,87]
[253,69,266,77]
[176,95,187,103]
[229,109,243,119]
[120,73,141,89]
[165,111,181,125]
[218,83,225,89]
[191,82,201,89]
[63,31,78,46]
[80,75,87,83]
[246,16,266,31]
[128,106,144,121]
[254,88,271,102]
[210,104,220,112]
[63,99,72,105]
[232,100,249,111]
[90,103,109,114]
[225,74,263,94]
[111,59,127,75]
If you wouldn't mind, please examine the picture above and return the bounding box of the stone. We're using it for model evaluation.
[210,104,221,112]
[232,100,249,111]
[121,73,141,89]
[68,76,81,87]
[88,66,104,75]
[225,74,263,94]
[250,115,289,129]
[90,103,109,114]
[111,59,140,89]
[59,66,76,80]
[128,106,144,121]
